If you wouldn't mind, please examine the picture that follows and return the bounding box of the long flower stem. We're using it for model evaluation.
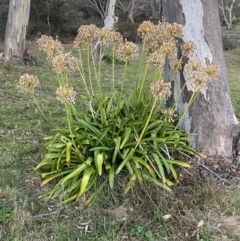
[65,104,83,158]
[169,55,183,82]
[32,94,54,128]
[87,48,94,96]
[112,45,116,92]
[120,62,128,97]
[134,98,157,150]
[137,64,149,103]
[136,39,146,91]
[78,51,91,98]
[97,42,103,100]
[175,91,198,130]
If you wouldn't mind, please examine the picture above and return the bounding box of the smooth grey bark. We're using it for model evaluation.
[93,0,118,62]
[161,0,240,160]
[149,0,161,20]
[4,0,31,63]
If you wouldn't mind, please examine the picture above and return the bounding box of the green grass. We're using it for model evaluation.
[0,42,240,240]
[221,24,240,35]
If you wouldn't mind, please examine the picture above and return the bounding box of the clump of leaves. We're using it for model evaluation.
[36,94,195,205]
[18,21,218,206]
[103,53,124,64]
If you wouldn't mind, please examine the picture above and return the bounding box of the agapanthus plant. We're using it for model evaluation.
[19,21,219,206]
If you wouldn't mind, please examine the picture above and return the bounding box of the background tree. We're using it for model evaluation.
[82,0,109,19]
[149,0,161,21]
[92,0,118,61]
[219,0,240,29]
[161,0,240,161]
[4,0,31,63]
[117,0,146,24]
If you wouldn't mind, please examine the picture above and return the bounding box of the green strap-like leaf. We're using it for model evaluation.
[167,159,190,167]
[142,174,172,192]
[120,127,132,149]
[116,148,135,174]
[132,156,154,174]
[169,164,179,183]
[77,166,95,200]
[66,142,72,166]
[89,146,111,152]
[41,169,74,186]
[151,153,166,183]
[109,164,116,189]
[94,151,104,176]
[60,157,93,184]
[112,137,121,164]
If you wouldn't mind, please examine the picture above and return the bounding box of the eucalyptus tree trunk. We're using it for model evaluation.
[4,0,31,63]
[149,0,161,21]
[93,0,118,62]
[162,0,240,160]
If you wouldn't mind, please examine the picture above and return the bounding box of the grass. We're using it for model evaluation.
[224,47,240,118]
[0,40,240,241]
[221,24,240,35]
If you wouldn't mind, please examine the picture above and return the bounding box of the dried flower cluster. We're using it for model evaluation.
[206,64,220,79]
[137,21,156,39]
[74,25,122,50]
[52,53,79,75]
[74,24,98,50]
[188,71,209,92]
[138,21,182,58]
[18,74,39,94]
[150,80,172,100]
[185,59,202,72]
[37,35,63,59]
[147,51,166,69]
[56,84,77,104]
[165,22,183,38]
[116,41,139,62]
[108,31,123,45]
[160,41,177,57]
[96,28,113,46]
[180,41,196,58]
[184,60,219,92]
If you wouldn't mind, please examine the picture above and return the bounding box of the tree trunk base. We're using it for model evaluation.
[179,155,240,188]
[231,123,240,169]
[4,51,37,66]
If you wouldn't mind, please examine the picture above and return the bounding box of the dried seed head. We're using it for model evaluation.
[56,84,77,104]
[185,59,203,72]
[206,64,220,79]
[147,50,166,69]
[150,81,172,100]
[180,41,196,58]
[144,24,167,53]
[160,41,177,57]
[137,21,156,39]
[96,27,112,45]
[169,57,182,71]
[188,71,209,92]
[109,31,123,45]
[116,41,139,62]
[74,24,98,50]
[18,74,39,94]
[37,35,63,59]
[52,53,80,75]
[166,22,183,38]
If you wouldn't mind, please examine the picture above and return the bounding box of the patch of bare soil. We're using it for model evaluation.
[213,216,240,240]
